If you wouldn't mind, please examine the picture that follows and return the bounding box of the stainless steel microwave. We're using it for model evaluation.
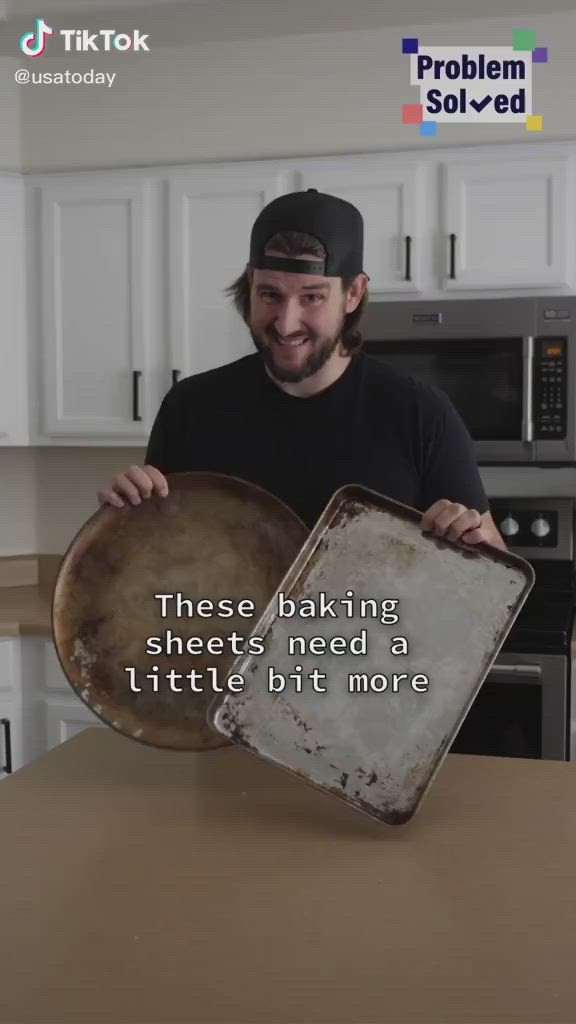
[360,296,576,465]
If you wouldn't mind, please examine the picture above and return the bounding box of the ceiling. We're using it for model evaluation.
[1,0,193,12]
[1,0,574,48]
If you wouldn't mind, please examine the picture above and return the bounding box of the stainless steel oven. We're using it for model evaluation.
[452,651,568,760]
[450,498,574,761]
[361,296,576,465]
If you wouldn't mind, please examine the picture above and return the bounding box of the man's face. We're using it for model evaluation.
[248,261,350,384]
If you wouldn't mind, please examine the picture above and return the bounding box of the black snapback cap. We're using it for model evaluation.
[248,188,365,278]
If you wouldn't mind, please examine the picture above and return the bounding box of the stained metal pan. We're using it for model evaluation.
[51,472,308,750]
[208,485,535,825]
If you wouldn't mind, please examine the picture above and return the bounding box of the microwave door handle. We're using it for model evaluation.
[522,335,534,442]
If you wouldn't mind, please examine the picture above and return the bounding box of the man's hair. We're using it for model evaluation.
[225,230,368,354]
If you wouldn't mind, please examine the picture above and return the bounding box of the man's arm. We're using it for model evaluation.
[144,384,182,472]
[417,385,507,549]
[144,400,168,469]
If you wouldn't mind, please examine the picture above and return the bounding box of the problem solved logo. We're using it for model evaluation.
[402,29,548,136]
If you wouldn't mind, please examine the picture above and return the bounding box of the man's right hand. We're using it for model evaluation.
[97,464,169,508]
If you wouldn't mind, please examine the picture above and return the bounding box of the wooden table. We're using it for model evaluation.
[1,727,576,1023]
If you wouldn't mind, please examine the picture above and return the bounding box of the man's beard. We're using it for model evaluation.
[250,324,343,384]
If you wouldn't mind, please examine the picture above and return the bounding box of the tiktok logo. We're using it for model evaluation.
[19,18,55,57]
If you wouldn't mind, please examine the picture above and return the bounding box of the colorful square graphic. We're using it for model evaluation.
[513,28,537,51]
[401,35,547,135]
[402,103,423,124]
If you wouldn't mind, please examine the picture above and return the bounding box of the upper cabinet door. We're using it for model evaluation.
[442,155,575,291]
[0,175,29,445]
[39,174,159,437]
[169,165,293,380]
[297,157,426,294]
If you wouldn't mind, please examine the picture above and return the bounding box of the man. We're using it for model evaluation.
[97,188,505,551]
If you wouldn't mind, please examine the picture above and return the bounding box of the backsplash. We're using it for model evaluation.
[1,447,576,557]
[0,446,145,555]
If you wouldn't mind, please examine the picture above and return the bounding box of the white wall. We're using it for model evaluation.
[1,10,575,554]
[18,12,576,171]
[0,449,37,556]
[0,446,149,556]
[0,59,21,171]
[35,447,147,555]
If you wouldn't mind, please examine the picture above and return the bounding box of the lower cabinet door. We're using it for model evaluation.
[45,698,107,750]
[0,699,22,779]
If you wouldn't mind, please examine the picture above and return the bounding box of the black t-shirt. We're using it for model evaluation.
[145,351,488,529]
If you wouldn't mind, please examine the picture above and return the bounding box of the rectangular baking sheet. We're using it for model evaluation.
[208,485,535,825]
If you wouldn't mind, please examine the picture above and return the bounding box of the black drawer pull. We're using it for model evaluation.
[404,235,412,281]
[449,233,456,279]
[132,370,142,422]
[1,718,12,774]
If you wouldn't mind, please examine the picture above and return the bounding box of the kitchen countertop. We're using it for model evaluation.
[1,726,576,1023]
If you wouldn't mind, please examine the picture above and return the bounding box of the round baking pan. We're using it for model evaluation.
[52,472,308,750]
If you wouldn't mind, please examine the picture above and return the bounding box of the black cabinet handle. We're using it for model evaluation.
[449,233,456,279]
[1,718,12,774]
[404,235,412,281]
[172,369,181,387]
[132,370,142,422]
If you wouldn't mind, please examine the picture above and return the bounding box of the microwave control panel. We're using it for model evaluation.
[534,337,567,439]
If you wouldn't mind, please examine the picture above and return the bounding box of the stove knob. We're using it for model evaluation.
[531,516,551,538]
[500,516,520,537]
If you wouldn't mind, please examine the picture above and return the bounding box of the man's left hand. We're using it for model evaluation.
[421,499,506,550]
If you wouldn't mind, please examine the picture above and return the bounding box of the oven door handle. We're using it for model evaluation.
[487,662,542,678]
[521,335,534,443]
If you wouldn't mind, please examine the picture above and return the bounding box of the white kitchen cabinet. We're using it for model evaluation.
[43,634,74,693]
[20,141,576,446]
[33,171,164,439]
[297,156,427,294]
[0,637,22,777]
[441,153,575,291]
[42,638,105,750]
[168,164,293,379]
[0,174,29,446]
[45,699,106,750]
[0,636,106,774]
[0,699,21,779]
[0,637,17,695]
